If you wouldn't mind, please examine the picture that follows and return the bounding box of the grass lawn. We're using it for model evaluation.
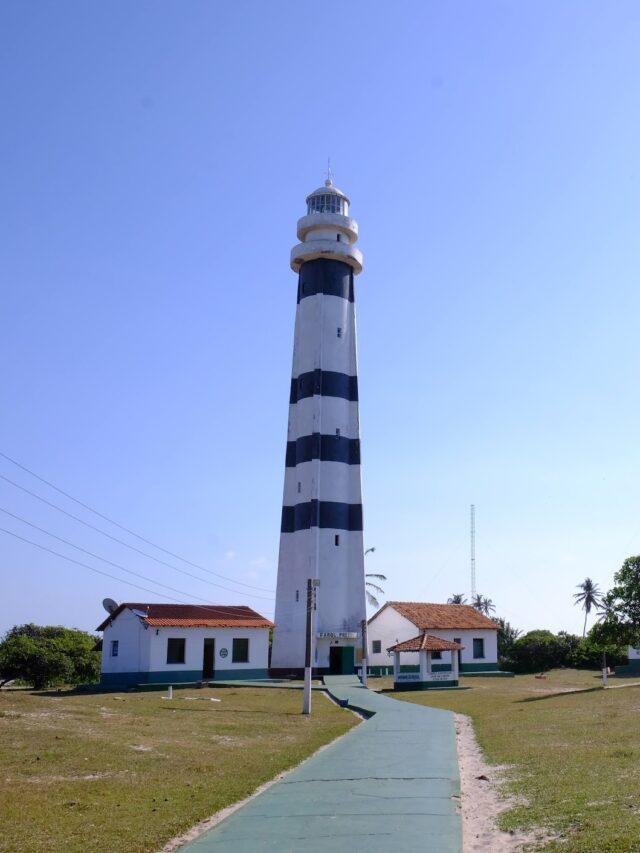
[376,669,640,852]
[0,685,357,853]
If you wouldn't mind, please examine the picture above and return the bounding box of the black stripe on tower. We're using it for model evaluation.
[290,370,358,404]
[286,434,360,466]
[297,258,354,303]
[281,500,363,533]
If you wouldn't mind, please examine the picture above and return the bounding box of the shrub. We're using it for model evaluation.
[0,624,100,688]
[505,630,575,673]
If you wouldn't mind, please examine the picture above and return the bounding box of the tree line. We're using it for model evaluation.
[446,555,640,673]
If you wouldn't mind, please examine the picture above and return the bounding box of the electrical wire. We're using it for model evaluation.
[1,526,191,604]
[0,526,273,620]
[0,506,273,603]
[0,450,271,592]
[0,472,273,594]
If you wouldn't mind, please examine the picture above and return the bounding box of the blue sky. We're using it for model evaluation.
[2,2,639,639]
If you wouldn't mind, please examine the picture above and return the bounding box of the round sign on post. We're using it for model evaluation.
[219,648,228,658]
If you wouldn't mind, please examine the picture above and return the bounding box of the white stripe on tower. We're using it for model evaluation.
[271,179,366,675]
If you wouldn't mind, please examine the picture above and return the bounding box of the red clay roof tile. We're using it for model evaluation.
[97,603,273,632]
[387,633,465,652]
[372,601,498,631]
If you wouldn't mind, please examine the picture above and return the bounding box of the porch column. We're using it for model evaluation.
[419,650,428,681]
[393,652,400,681]
[451,649,459,680]
[426,650,432,676]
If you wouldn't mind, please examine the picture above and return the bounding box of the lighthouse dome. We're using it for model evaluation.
[306,178,350,216]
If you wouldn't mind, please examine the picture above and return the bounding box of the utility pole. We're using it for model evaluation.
[360,618,368,687]
[470,504,476,600]
[302,578,318,714]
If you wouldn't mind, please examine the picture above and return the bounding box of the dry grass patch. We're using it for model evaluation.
[0,686,357,853]
[375,670,640,851]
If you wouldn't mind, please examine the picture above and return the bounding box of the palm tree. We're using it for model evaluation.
[481,597,496,616]
[447,594,467,605]
[574,578,603,637]
[365,547,386,608]
[493,617,521,662]
[472,594,496,616]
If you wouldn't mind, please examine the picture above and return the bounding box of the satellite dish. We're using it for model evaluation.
[102,598,118,614]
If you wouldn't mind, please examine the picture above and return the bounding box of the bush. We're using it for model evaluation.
[0,624,100,688]
[504,630,576,673]
[570,630,627,670]
[500,627,628,673]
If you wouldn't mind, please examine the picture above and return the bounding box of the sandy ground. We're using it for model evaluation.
[456,713,550,851]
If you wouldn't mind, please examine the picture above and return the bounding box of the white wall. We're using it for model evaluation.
[367,607,419,668]
[289,398,360,440]
[101,609,150,674]
[283,461,363,505]
[148,627,268,673]
[272,527,365,670]
[294,296,355,376]
[628,646,640,660]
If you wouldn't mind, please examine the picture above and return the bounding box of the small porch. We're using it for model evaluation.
[387,634,465,690]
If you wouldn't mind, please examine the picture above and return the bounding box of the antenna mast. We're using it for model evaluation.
[470,504,476,600]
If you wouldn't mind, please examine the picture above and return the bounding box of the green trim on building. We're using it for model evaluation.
[214,669,268,681]
[460,662,499,672]
[144,670,206,684]
[615,660,640,676]
[461,670,514,678]
[366,662,500,676]
[366,666,395,677]
[393,680,458,691]
[100,668,269,689]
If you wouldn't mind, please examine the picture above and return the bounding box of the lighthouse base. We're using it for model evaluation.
[271,647,357,680]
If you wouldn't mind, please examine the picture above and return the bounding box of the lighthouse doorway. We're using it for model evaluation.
[329,645,355,675]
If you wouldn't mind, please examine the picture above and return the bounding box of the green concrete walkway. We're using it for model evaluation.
[181,675,461,852]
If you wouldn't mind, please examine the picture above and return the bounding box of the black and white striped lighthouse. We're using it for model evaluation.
[271,178,366,676]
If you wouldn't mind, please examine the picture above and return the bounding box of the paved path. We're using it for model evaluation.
[181,676,461,852]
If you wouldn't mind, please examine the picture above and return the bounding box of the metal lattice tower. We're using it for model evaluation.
[470,504,476,600]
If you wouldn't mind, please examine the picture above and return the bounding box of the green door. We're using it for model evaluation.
[340,646,355,674]
[203,638,215,679]
[329,646,356,674]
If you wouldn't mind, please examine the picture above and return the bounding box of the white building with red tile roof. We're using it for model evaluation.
[97,603,273,688]
[367,601,499,676]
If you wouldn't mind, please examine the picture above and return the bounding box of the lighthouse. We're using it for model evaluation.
[270,178,366,676]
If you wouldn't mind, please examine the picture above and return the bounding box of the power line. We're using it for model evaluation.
[0,472,273,595]
[0,506,273,604]
[1,526,191,604]
[0,526,272,620]
[0,451,272,593]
